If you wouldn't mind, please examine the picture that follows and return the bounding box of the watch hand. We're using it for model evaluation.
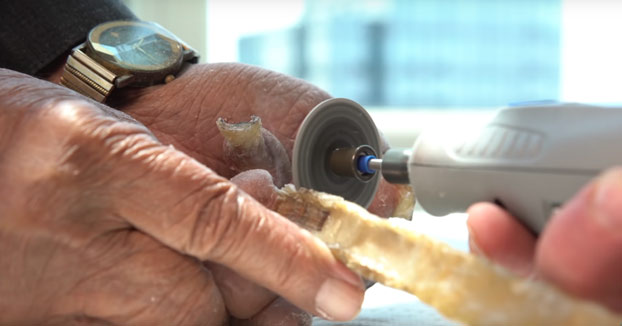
[129,36,159,64]
[130,37,144,48]
[135,45,159,64]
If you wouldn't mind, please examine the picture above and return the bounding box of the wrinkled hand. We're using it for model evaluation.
[467,168,622,313]
[102,63,404,323]
[110,63,326,182]
[0,68,366,325]
[104,63,405,219]
[112,63,369,325]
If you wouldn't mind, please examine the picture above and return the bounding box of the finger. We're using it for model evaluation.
[228,169,348,320]
[367,177,398,218]
[231,297,312,326]
[367,178,415,219]
[229,169,280,208]
[536,168,622,312]
[57,230,227,325]
[110,144,364,321]
[114,63,331,175]
[206,262,277,319]
[227,169,365,320]
[467,202,536,276]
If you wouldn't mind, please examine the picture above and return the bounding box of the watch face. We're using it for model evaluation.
[87,21,183,74]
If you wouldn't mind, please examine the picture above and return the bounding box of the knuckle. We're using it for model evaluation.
[1,100,105,215]
[179,182,311,289]
[181,182,245,260]
[271,238,308,287]
[12,99,160,216]
[48,100,159,178]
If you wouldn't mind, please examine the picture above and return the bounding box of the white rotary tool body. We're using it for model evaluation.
[293,98,622,233]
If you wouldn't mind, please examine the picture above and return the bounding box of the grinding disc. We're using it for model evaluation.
[293,98,381,207]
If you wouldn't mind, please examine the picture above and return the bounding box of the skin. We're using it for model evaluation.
[46,61,411,219]
[7,57,618,323]
[115,62,620,317]
[1,64,386,325]
[468,168,622,313]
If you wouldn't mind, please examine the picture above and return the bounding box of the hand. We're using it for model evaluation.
[111,63,411,322]
[0,68,365,325]
[114,63,367,324]
[48,63,409,217]
[467,168,622,313]
[46,62,406,324]
[107,63,328,181]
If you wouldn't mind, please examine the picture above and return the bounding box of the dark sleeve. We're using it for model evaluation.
[0,0,136,76]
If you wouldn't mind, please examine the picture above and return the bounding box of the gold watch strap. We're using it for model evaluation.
[60,45,117,102]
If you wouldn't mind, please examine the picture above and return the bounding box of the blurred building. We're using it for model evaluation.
[239,0,561,108]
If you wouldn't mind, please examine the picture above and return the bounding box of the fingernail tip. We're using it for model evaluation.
[315,278,364,321]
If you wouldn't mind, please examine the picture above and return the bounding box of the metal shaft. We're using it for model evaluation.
[368,158,382,171]
[376,148,412,184]
[330,147,412,184]
[329,145,378,182]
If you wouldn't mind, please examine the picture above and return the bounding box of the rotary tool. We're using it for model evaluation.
[292,98,622,233]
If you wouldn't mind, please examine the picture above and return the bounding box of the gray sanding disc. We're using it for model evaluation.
[293,98,381,207]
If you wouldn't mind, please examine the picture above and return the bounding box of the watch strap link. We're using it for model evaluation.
[60,46,117,102]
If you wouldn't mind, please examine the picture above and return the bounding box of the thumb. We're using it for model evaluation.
[113,144,364,321]
[536,168,622,312]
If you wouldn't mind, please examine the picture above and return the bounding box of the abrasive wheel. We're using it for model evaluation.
[292,98,382,208]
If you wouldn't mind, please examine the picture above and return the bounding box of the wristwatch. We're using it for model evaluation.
[60,20,199,102]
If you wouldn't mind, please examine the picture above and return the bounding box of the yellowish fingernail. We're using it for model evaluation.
[315,278,363,321]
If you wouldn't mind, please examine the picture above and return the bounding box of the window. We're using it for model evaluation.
[128,0,622,109]
[212,0,562,108]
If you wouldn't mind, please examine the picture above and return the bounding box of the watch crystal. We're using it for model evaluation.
[89,21,182,72]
